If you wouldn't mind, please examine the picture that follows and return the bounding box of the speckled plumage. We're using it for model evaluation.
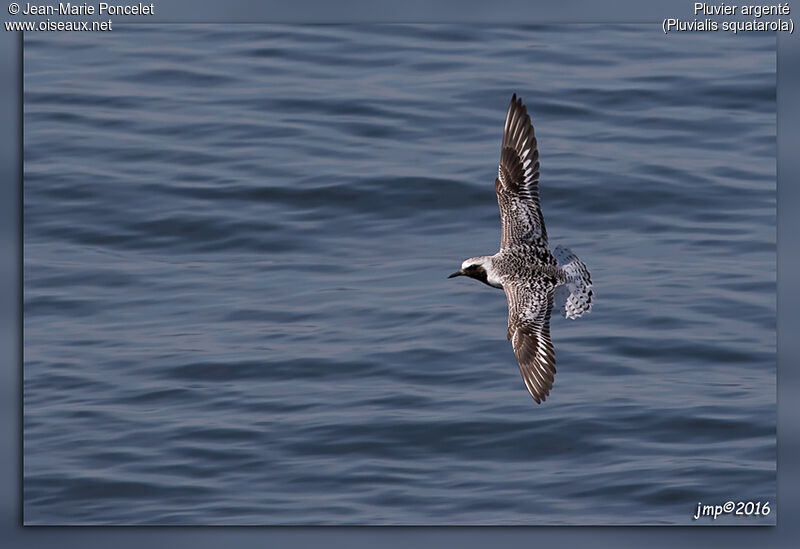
[450,94,593,404]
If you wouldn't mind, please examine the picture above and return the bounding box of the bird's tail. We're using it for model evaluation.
[554,246,593,320]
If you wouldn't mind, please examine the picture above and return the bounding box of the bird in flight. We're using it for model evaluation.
[448,94,593,404]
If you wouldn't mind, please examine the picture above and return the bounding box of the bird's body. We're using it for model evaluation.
[449,94,593,404]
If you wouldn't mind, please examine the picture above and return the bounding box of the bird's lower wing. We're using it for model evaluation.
[504,283,556,403]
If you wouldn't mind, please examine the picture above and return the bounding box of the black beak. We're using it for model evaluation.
[448,271,463,279]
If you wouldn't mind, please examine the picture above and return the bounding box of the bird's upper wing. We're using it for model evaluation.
[504,281,556,404]
[496,94,547,249]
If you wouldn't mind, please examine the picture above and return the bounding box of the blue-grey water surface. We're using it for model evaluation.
[23,24,775,525]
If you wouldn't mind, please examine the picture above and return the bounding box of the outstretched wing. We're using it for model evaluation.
[496,94,547,249]
[504,282,556,404]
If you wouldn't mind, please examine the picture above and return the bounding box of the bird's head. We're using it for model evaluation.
[448,256,500,287]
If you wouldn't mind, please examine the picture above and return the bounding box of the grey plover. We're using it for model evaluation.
[448,94,593,404]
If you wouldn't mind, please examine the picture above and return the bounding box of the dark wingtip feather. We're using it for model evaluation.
[502,94,535,157]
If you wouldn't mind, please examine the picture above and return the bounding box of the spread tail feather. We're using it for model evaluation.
[554,246,593,320]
